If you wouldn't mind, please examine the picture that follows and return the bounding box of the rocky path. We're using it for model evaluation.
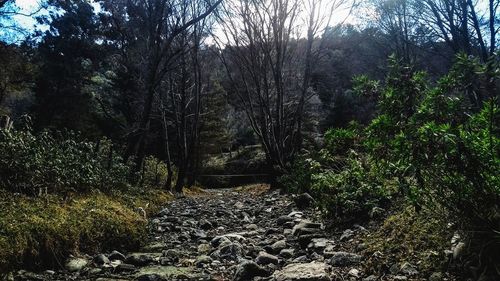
[13,185,414,281]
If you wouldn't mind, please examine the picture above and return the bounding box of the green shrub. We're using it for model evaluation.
[0,127,131,195]
[141,155,175,188]
[310,153,394,218]
[324,125,359,156]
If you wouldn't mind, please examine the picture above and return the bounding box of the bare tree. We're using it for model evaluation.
[215,0,353,182]
[101,0,221,187]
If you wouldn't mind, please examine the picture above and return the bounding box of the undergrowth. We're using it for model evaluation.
[0,189,173,273]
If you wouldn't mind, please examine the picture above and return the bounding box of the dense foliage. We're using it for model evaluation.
[282,54,499,275]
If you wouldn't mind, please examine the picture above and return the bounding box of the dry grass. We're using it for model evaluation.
[0,189,173,273]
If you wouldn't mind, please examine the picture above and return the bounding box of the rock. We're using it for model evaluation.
[115,263,136,273]
[195,255,212,267]
[308,238,330,251]
[453,242,466,259]
[197,243,211,254]
[429,272,443,281]
[94,254,110,266]
[293,193,316,209]
[135,266,199,280]
[234,201,244,209]
[245,224,258,230]
[199,219,213,230]
[191,229,207,240]
[125,253,154,266]
[348,268,360,278]
[211,242,243,261]
[328,252,361,266]
[136,274,164,281]
[292,221,322,236]
[273,262,331,281]
[310,252,324,261]
[65,257,88,272]
[363,275,378,281]
[255,251,279,265]
[339,229,354,241]
[233,261,270,281]
[211,234,245,247]
[293,255,309,263]
[277,215,294,226]
[287,211,304,218]
[399,262,418,276]
[279,248,295,259]
[109,250,126,261]
[298,234,324,248]
[142,242,167,252]
[271,240,287,253]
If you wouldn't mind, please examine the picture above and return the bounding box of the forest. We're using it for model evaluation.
[0,0,498,280]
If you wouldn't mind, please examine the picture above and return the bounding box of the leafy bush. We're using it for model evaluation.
[0,127,131,195]
[141,155,175,188]
[360,54,500,275]
[310,153,393,218]
[324,124,359,156]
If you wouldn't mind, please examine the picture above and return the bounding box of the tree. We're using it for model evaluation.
[32,0,104,137]
[216,0,353,182]
[100,0,221,191]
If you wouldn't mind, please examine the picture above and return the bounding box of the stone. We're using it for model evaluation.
[191,229,207,240]
[277,215,294,226]
[273,262,331,281]
[65,257,88,272]
[293,193,316,209]
[125,253,155,266]
[279,248,295,259]
[142,242,167,252]
[136,274,164,281]
[399,262,418,276]
[109,250,126,261]
[255,251,279,265]
[339,229,354,241]
[310,252,324,261]
[363,275,378,281]
[135,266,199,280]
[453,242,466,259]
[293,255,309,263]
[328,252,361,266]
[429,272,443,281]
[245,224,258,230]
[93,254,110,266]
[308,238,330,251]
[195,255,212,267]
[292,221,322,236]
[233,261,270,281]
[348,268,360,278]
[197,243,211,254]
[211,242,243,261]
[271,240,287,253]
[287,211,304,218]
[199,219,213,230]
[115,263,136,272]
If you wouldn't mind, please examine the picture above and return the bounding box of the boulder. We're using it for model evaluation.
[65,257,88,272]
[273,262,331,281]
[293,193,316,209]
[328,252,361,266]
[233,261,270,281]
[255,251,279,265]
